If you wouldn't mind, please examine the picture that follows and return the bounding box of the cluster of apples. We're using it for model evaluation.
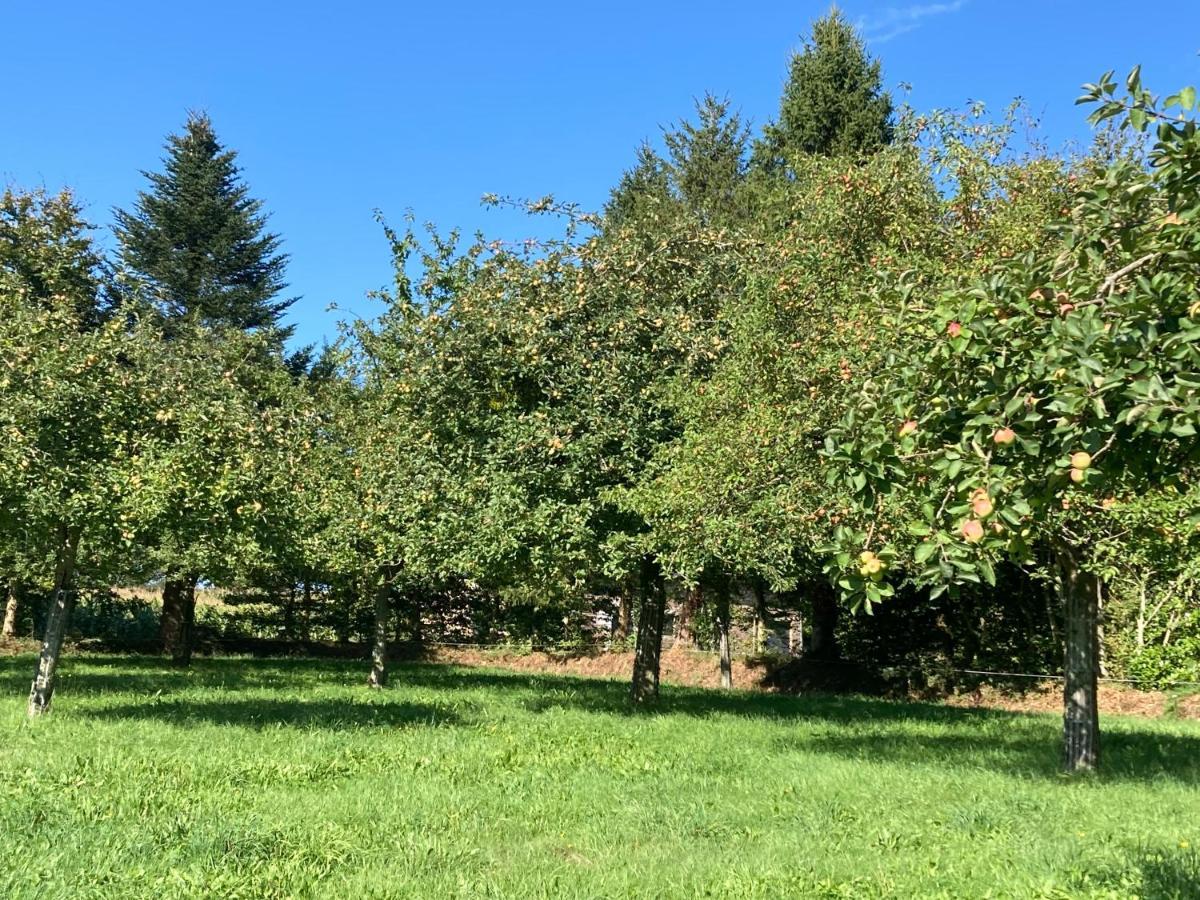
[1068,451,1091,483]
[960,487,995,543]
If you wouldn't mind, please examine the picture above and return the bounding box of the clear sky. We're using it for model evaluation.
[3,1,1197,349]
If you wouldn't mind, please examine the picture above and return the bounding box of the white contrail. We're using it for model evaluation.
[858,1,968,44]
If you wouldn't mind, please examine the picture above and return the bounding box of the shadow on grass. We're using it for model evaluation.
[0,653,353,697]
[82,697,465,731]
[3,653,1199,783]
[1131,844,1200,899]
[372,663,1200,785]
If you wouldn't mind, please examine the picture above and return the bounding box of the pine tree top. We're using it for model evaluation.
[755,9,894,166]
[114,113,294,341]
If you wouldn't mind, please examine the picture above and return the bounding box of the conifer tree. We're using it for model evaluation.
[606,94,750,230]
[114,112,295,662]
[114,112,293,341]
[663,94,750,225]
[754,9,893,167]
[604,144,674,230]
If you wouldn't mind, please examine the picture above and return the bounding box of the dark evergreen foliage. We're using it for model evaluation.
[114,112,294,341]
[753,9,893,167]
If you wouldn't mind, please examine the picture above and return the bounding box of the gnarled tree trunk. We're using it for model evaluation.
[631,557,666,704]
[27,526,81,717]
[1057,544,1101,773]
[368,568,393,688]
[161,574,199,665]
[2,582,20,638]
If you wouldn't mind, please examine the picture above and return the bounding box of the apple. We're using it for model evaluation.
[1070,468,1085,484]
[1070,451,1092,471]
[858,550,884,580]
[947,321,962,338]
[993,427,1016,445]
[960,519,984,543]
[899,420,918,437]
[972,493,994,518]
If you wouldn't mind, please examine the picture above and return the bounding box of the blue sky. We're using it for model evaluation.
[3,1,1197,349]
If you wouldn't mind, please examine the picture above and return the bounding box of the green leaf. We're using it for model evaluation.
[1126,65,1142,93]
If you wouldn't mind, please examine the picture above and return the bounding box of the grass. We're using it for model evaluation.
[0,655,1198,898]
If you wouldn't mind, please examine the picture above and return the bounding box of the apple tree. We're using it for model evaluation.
[824,72,1200,772]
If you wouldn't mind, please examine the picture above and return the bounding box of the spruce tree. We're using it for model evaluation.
[114,113,294,663]
[663,94,750,225]
[604,144,675,231]
[606,94,750,230]
[114,112,294,341]
[754,9,893,167]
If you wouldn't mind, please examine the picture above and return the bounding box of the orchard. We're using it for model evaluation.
[2,9,1200,896]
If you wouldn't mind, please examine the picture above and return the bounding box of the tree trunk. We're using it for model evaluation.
[631,558,666,704]
[282,582,297,640]
[1057,544,1101,773]
[788,610,804,656]
[752,580,768,654]
[407,590,424,645]
[2,582,20,638]
[674,585,701,648]
[394,592,407,645]
[367,568,393,688]
[808,585,840,660]
[161,574,199,665]
[1137,578,1147,648]
[27,526,81,717]
[715,576,732,690]
[302,579,313,641]
[615,593,633,640]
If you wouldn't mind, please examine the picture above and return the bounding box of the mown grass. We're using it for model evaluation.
[0,655,1198,898]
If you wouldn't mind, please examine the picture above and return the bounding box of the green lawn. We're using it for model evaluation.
[0,656,1197,898]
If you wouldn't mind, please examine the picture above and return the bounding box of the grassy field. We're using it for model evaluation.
[0,656,1198,898]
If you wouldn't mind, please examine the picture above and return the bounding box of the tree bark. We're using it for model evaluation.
[752,580,768,654]
[409,598,423,645]
[2,582,20,638]
[631,558,666,704]
[808,585,840,660]
[715,575,733,689]
[301,579,313,641]
[615,593,633,640]
[674,584,701,648]
[1135,577,1147,650]
[367,568,393,688]
[282,582,297,640]
[788,610,804,656]
[161,574,199,665]
[1057,544,1101,773]
[27,526,81,717]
